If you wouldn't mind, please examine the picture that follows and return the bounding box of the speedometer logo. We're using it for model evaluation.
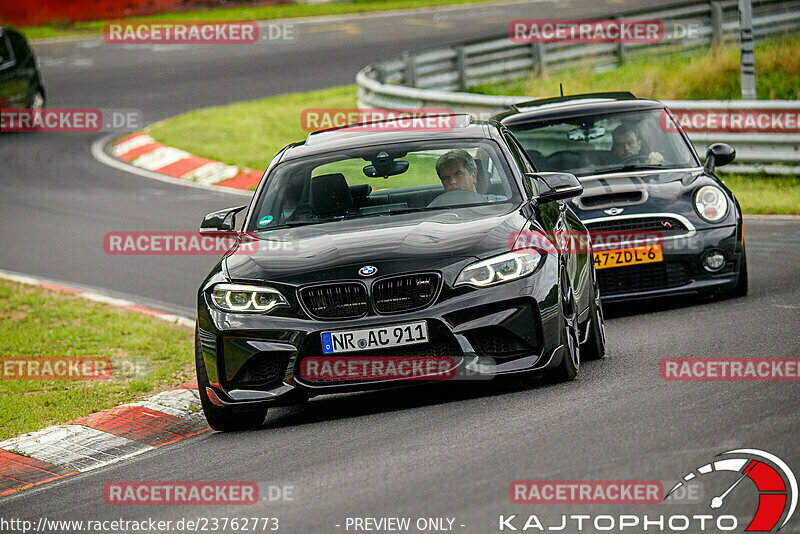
[666,449,797,531]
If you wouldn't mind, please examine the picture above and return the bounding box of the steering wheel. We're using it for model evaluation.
[427,190,487,208]
[622,154,649,164]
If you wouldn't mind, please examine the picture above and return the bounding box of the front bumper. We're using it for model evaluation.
[196,265,563,407]
[595,224,743,303]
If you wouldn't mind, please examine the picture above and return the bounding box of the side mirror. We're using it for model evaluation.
[704,143,735,172]
[200,205,247,233]
[526,172,583,203]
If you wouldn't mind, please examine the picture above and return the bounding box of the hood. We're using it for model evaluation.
[225,204,528,283]
[568,169,736,226]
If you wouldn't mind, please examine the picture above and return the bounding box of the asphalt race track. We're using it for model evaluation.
[1,1,799,531]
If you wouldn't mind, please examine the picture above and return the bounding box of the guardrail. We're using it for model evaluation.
[355,0,800,173]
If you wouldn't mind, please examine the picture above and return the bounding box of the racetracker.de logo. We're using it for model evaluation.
[509,19,663,43]
[1,357,112,380]
[103,21,295,44]
[509,481,663,504]
[103,231,265,255]
[660,357,800,381]
[300,356,457,381]
[300,108,457,132]
[660,109,800,134]
[104,482,258,505]
[0,109,142,132]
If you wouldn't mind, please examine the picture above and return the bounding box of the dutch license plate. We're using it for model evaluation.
[593,244,663,270]
[321,321,429,354]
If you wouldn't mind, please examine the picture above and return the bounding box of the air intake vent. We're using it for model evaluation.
[300,283,367,319]
[373,273,439,313]
[597,262,691,295]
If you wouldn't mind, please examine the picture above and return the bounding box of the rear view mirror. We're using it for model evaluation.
[526,172,583,203]
[567,126,606,142]
[200,205,247,233]
[363,160,408,178]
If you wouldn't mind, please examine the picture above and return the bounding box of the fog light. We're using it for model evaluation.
[703,250,726,272]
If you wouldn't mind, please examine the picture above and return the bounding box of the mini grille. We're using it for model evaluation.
[597,262,691,295]
[300,283,367,319]
[373,273,439,313]
[586,216,689,237]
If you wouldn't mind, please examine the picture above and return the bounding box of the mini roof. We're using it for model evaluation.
[509,92,638,112]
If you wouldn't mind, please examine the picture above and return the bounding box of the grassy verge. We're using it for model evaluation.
[13,0,501,40]
[470,35,800,100]
[149,85,356,170]
[719,174,800,215]
[0,279,194,440]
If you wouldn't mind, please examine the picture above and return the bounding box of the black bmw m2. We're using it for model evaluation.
[195,115,605,431]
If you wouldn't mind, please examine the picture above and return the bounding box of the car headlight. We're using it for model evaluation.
[210,283,289,313]
[694,185,728,222]
[455,251,541,288]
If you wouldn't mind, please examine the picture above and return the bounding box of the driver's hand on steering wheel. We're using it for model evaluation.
[646,151,665,164]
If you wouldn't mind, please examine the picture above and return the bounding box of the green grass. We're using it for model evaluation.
[720,173,800,215]
[0,280,194,440]
[470,35,800,100]
[11,0,503,40]
[149,84,357,171]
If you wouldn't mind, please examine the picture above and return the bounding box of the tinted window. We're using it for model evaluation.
[8,32,31,61]
[0,35,13,65]
[507,109,698,179]
[248,139,520,231]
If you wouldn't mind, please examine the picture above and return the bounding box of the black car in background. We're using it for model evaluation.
[496,92,747,303]
[0,27,45,110]
[195,115,605,431]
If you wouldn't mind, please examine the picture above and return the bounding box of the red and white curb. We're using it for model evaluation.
[111,132,263,191]
[0,271,208,497]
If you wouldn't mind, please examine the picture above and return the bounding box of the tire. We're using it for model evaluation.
[195,328,268,431]
[581,263,606,360]
[729,246,748,298]
[29,88,45,111]
[549,282,580,382]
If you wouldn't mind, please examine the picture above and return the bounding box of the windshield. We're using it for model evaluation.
[506,109,698,179]
[248,140,520,231]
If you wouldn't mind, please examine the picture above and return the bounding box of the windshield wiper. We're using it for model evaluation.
[587,164,669,176]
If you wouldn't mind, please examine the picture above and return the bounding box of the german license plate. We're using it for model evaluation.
[321,321,429,354]
[593,244,663,270]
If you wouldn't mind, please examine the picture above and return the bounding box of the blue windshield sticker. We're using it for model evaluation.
[258,215,273,226]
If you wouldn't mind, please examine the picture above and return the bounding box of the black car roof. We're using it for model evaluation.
[494,92,665,126]
[281,114,503,161]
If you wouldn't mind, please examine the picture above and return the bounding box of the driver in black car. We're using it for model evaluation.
[611,125,665,165]
[435,150,507,201]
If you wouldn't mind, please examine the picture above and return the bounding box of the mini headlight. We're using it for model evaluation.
[210,283,289,313]
[694,185,728,223]
[455,251,541,288]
